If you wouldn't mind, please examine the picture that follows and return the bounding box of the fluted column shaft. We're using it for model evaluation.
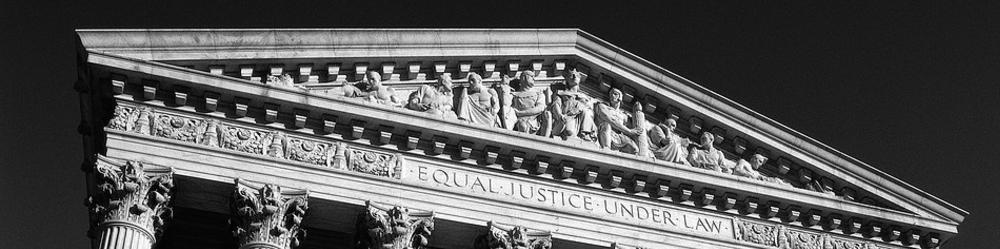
[96,223,153,249]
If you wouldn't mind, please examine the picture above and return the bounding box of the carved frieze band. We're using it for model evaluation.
[231,179,309,249]
[86,155,174,242]
[735,219,888,249]
[473,221,552,249]
[107,103,401,179]
[355,201,435,249]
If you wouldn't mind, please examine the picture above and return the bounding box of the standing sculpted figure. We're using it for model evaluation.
[508,71,552,136]
[406,76,458,119]
[548,69,596,141]
[494,75,517,130]
[343,71,401,106]
[594,88,647,154]
[649,117,692,164]
[456,72,501,126]
[687,133,730,172]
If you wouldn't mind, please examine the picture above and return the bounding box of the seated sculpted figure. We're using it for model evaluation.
[687,132,729,172]
[343,71,401,106]
[406,76,458,119]
[594,88,646,154]
[548,69,596,141]
[456,72,500,126]
[648,117,692,164]
[509,71,552,136]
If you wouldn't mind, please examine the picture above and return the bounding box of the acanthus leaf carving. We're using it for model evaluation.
[355,201,434,249]
[220,123,270,155]
[230,179,309,249]
[86,155,174,241]
[107,105,137,131]
[735,218,780,247]
[345,147,404,179]
[736,219,880,249]
[473,221,551,249]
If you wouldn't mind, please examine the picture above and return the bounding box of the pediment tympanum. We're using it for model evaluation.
[76,29,965,248]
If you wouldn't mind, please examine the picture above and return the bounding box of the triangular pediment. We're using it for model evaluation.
[76,28,966,246]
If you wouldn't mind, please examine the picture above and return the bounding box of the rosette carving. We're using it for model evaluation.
[345,147,404,179]
[355,201,434,249]
[473,221,551,249]
[85,155,174,241]
[286,136,339,167]
[153,113,203,142]
[231,179,309,249]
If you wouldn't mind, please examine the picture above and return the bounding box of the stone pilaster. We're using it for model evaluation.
[86,155,174,249]
[354,201,435,249]
[473,221,552,249]
[230,179,309,249]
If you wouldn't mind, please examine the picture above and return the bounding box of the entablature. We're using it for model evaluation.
[76,28,965,247]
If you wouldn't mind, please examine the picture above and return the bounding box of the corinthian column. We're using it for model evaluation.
[86,155,174,249]
[354,201,435,249]
[231,179,309,249]
[473,221,552,249]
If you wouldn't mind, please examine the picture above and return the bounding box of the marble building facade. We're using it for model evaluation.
[74,29,966,249]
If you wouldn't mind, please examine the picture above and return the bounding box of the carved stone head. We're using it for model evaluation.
[437,76,454,92]
[664,118,678,132]
[515,70,536,91]
[564,69,587,89]
[609,88,624,106]
[366,71,383,88]
[468,72,484,89]
[700,132,715,147]
[750,154,768,170]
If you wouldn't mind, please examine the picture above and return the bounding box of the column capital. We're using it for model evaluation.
[354,201,435,249]
[474,221,552,249]
[230,179,309,249]
[86,155,174,242]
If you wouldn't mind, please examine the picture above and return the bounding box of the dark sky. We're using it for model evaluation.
[1,1,996,248]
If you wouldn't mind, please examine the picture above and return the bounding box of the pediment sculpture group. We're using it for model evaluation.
[335,69,785,184]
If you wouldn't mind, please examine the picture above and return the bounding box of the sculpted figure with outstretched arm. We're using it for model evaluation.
[594,88,645,154]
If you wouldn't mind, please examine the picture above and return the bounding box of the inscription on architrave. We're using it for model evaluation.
[403,162,734,240]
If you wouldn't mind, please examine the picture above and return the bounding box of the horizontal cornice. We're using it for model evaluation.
[76,28,965,236]
[87,51,959,241]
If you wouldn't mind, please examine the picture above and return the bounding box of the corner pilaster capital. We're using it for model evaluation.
[86,155,175,242]
[230,179,309,249]
[354,201,435,249]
